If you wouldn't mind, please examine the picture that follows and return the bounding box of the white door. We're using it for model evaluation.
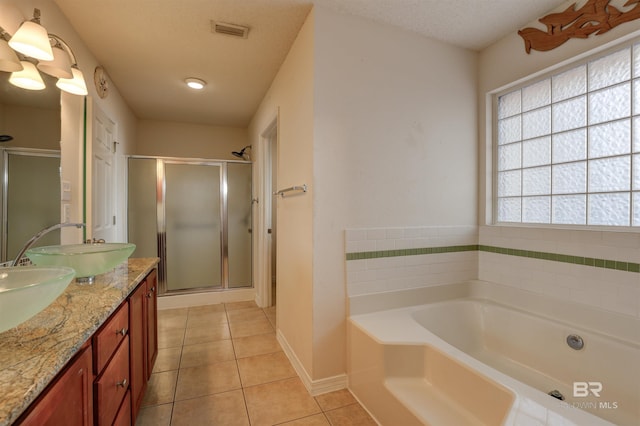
[92,106,117,242]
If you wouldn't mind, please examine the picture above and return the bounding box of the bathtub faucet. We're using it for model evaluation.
[13,222,86,266]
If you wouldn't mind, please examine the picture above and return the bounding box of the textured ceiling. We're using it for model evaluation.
[52,0,565,127]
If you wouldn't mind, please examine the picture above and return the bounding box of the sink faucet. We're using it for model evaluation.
[13,222,86,266]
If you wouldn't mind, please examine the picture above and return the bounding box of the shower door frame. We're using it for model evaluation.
[1,148,61,263]
[128,155,252,295]
[159,158,227,295]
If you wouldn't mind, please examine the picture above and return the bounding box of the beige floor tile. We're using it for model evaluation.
[183,323,230,345]
[225,300,259,311]
[278,414,331,425]
[141,370,178,407]
[157,327,185,349]
[180,339,236,368]
[229,317,274,338]
[135,403,173,426]
[315,389,357,411]
[174,360,241,400]
[188,303,226,313]
[264,306,276,327]
[324,404,377,426]
[171,389,249,426]
[158,307,189,318]
[233,332,281,358]
[227,307,267,324]
[237,351,296,387]
[186,311,228,328]
[244,377,321,426]
[157,315,187,331]
[152,347,181,373]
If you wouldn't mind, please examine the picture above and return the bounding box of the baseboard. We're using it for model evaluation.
[157,288,256,310]
[276,329,348,396]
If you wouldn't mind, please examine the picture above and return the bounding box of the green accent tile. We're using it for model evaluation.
[584,257,595,267]
[605,260,616,269]
[615,262,628,271]
[595,259,605,268]
[628,263,640,273]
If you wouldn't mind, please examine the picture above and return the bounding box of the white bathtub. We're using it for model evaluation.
[348,280,640,426]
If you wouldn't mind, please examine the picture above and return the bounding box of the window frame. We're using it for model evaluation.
[490,36,640,231]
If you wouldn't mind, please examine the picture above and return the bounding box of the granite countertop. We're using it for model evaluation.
[0,257,159,426]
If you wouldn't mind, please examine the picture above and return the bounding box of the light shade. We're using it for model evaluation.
[9,61,45,90]
[37,45,72,78]
[56,67,88,95]
[185,77,206,90]
[8,20,54,61]
[0,38,23,72]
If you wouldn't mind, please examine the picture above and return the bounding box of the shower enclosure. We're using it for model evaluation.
[127,156,252,295]
[2,149,61,262]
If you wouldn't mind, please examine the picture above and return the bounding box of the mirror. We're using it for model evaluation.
[0,72,62,262]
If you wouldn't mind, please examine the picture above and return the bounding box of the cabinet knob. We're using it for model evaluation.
[116,379,128,388]
[116,328,127,336]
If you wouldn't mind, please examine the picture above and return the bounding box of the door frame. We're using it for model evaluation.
[255,116,278,308]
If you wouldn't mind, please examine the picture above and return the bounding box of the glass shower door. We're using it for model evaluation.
[227,162,252,287]
[164,162,222,291]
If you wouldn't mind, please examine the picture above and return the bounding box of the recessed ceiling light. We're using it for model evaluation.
[185,77,206,90]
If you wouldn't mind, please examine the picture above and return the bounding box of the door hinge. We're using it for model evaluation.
[113,215,116,225]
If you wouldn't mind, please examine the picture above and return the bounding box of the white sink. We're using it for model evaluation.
[0,266,76,333]
[26,243,136,283]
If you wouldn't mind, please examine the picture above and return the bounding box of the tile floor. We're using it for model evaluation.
[136,301,377,426]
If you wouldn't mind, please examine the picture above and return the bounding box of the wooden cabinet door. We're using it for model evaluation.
[128,282,146,421]
[145,269,158,378]
[18,346,93,426]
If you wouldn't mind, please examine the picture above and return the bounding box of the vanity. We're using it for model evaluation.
[0,257,159,426]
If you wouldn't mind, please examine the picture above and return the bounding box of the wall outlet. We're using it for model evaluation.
[61,180,72,201]
[63,203,71,223]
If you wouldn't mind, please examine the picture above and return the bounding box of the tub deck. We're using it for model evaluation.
[348,280,638,426]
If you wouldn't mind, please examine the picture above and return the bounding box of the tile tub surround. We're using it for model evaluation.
[0,257,159,426]
[346,226,640,317]
[345,226,479,297]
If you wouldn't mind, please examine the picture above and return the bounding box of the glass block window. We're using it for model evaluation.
[495,44,640,227]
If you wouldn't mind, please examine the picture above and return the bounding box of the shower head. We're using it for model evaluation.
[232,145,251,160]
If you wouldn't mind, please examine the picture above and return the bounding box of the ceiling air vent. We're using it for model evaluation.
[211,21,250,39]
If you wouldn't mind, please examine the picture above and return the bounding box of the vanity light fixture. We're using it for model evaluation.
[0,35,22,72]
[8,9,53,61]
[1,7,87,96]
[185,77,206,90]
[8,60,45,90]
[37,41,72,79]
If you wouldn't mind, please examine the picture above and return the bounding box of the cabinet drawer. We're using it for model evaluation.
[94,302,129,374]
[95,336,130,426]
[112,390,131,426]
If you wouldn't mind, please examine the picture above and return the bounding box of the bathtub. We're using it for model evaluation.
[348,280,640,426]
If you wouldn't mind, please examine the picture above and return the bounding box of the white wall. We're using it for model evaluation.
[312,7,478,380]
[136,120,249,160]
[249,8,315,379]
[478,0,640,318]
